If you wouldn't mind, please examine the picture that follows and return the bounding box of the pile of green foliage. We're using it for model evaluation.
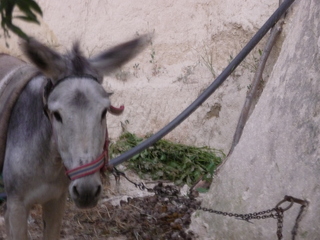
[110,131,224,187]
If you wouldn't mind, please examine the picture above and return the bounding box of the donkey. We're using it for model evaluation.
[0,35,148,239]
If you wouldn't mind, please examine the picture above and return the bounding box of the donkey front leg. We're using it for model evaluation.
[42,193,67,240]
[5,197,29,240]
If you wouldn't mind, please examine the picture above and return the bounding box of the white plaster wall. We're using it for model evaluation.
[190,0,320,239]
[0,0,278,153]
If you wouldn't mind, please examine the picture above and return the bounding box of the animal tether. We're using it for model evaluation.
[65,105,124,180]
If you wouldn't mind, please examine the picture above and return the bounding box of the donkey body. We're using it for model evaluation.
[1,36,148,239]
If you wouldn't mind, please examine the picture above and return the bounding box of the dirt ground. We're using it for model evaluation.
[0,170,201,240]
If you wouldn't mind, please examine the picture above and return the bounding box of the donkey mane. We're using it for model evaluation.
[68,42,101,81]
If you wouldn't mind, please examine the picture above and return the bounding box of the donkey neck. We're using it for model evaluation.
[7,76,58,163]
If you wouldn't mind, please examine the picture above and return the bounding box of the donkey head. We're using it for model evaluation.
[22,36,148,208]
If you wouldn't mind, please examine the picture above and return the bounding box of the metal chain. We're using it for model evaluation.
[112,167,154,192]
[197,205,277,222]
[111,168,308,240]
[276,208,284,240]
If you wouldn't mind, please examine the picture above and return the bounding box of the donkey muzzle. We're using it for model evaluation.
[69,175,102,208]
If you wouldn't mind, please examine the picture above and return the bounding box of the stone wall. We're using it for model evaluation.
[0,0,278,153]
[190,0,320,239]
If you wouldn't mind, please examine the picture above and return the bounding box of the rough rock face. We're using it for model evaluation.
[0,0,278,153]
[190,0,320,239]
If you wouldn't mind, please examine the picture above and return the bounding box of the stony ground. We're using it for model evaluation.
[0,170,201,240]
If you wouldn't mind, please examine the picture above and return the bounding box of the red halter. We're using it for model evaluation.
[65,105,123,180]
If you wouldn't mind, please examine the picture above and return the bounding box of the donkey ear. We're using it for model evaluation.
[22,38,67,81]
[89,34,151,75]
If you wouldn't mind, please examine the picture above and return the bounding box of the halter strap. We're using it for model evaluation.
[43,74,99,102]
[43,74,100,117]
[53,74,99,89]
[42,74,121,180]
[65,128,110,180]
[65,103,124,181]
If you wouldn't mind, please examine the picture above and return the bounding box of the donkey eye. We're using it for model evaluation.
[53,111,63,123]
[101,108,107,120]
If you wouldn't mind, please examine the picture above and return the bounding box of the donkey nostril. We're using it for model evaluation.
[95,185,101,198]
[73,186,80,198]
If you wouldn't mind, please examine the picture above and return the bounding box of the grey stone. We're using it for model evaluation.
[190,0,320,239]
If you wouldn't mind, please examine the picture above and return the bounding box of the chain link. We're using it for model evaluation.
[197,206,278,221]
[111,168,308,240]
[276,208,284,240]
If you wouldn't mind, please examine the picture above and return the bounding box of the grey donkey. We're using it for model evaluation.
[0,35,148,239]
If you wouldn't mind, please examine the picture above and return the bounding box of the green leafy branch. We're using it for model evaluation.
[0,0,42,40]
